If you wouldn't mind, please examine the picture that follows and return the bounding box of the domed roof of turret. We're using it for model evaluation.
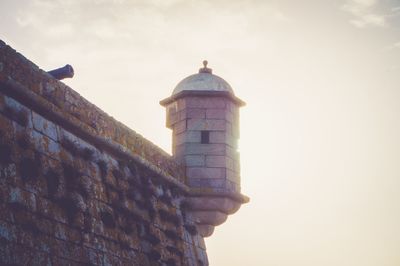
[160,60,245,107]
[172,61,234,95]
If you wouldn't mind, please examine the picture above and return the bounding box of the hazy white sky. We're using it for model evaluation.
[1,0,400,265]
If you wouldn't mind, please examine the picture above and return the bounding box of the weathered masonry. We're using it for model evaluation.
[0,40,249,265]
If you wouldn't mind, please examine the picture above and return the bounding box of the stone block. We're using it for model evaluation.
[65,89,82,105]
[4,96,33,128]
[0,220,17,242]
[187,167,226,179]
[208,131,225,143]
[184,97,227,109]
[175,143,226,156]
[174,131,201,146]
[166,103,183,128]
[227,169,240,183]
[185,108,206,119]
[187,118,226,131]
[198,248,209,265]
[184,155,205,167]
[173,120,186,134]
[32,131,61,159]
[166,102,178,115]
[232,120,240,138]
[187,178,239,192]
[198,235,207,250]
[196,224,214,238]
[81,247,103,266]
[183,244,196,265]
[231,103,239,116]
[0,163,17,184]
[52,238,84,260]
[205,108,226,119]
[187,197,241,215]
[205,155,234,170]
[209,131,237,148]
[57,127,78,145]
[225,121,232,135]
[31,217,54,237]
[166,112,177,128]
[8,187,37,212]
[190,210,227,226]
[228,102,241,116]
[32,111,58,141]
[36,196,67,224]
[2,243,51,266]
[0,112,15,141]
[225,110,234,123]
[226,145,239,160]
[234,159,241,173]
[176,98,187,111]
[187,178,222,188]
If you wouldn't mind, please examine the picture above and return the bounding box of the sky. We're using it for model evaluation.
[1,0,400,265]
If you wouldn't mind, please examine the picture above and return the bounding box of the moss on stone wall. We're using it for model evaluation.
[0,40,207,266]
[0,39,185,183]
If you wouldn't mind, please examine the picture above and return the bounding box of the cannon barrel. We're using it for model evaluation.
[47,64,74,80]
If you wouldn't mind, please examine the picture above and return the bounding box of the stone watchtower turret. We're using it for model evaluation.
[161,61,249,237]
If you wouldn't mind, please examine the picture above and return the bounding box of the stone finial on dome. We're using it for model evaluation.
[199,60,212,74]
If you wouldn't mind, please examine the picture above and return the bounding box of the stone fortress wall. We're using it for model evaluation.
[0,40,207,265]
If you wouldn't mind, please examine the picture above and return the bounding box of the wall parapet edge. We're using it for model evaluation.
[0,40,185,182]
[0,77,188,192]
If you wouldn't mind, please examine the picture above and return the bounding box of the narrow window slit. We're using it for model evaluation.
[201,131,210,144]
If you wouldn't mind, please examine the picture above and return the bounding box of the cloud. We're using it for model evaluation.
[350,0,377,7]
[349,13,386,27]
[342,0,387,28]
[271,10,292,22]
[391,6,400,13]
